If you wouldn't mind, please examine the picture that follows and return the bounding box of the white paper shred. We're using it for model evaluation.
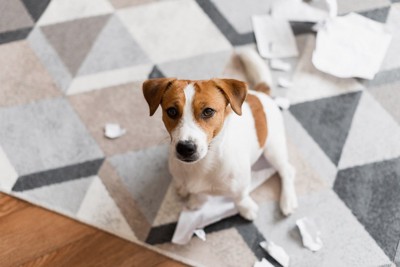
[272,0,331,22]
[277,77,293,88]
[296,217,323,252]
[253,258,275,267]
[172,168,276,245]
[104,123,126,139]
[312,13,392,80]
[274,97,291,110]
[270,59,291,71]
[193,229,206,241]
[260,241,290,267]
[252,15,298,59]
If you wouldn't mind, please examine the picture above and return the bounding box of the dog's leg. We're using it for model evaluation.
[264,136,298,216]
[234,192,259,221]
[232,170,259,221]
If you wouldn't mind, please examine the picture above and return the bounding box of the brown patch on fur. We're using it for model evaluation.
[246,94,268,147]
[212,78,248,115]
[142,78,177,116]
[143,78,248,143]
[254,82,271,95]
[193,80,230,142]
[159,80,189,135]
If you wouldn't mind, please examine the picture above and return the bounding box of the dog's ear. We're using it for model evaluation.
[213,79,248,115]
[142,78,176,116]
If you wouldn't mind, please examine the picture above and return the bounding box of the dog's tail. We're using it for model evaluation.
[237,48,272,95]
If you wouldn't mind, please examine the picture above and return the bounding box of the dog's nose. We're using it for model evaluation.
[176,141,197,158]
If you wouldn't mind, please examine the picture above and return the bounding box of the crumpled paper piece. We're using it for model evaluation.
[271,0,337,22]
[253,258,274,267]
[260,240,290,267]
[193,229,206,241]
[277,77,293,88]
[172,168,276,245]
[312,12,392,80]
[104,123,126,139]
[252,15,298,59]
[296,217,323,252]
[270,59,291,71]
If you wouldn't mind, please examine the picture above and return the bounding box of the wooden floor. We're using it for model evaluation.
[0,193,187,267]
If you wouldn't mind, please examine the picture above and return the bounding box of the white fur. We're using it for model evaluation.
[170,84,208,160]
[169,90,298,220]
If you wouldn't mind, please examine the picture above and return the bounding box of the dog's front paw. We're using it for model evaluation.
[280,190,298,216]
[187,194,207,210]
[237,197,259,221]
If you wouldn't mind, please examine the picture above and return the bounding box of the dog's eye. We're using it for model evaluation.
[166,107,178,118]
[201,108,215,119]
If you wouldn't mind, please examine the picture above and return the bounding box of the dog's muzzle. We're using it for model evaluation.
[176,140,198,162]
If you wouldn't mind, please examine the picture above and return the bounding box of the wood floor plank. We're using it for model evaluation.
[0,205,96,266]
[0,195,187,267]
[19,231,186,267]
[0,193,28,219]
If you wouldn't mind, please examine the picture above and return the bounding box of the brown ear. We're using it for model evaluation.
[142,78,176,116]
[213,79,248,115]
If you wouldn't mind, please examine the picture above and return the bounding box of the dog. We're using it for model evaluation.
[142,49,298,220]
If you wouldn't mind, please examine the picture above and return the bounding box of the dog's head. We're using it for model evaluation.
[143,78,247,163]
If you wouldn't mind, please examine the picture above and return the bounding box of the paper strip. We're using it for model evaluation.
[253,258,274,267]
[104,123,126,139]
[277,77,293,88]
[312,13,392,80]
[252,15,298,59]
[259,241,290,267]
[172,168,276,245]
[296,217,323,252]
[270,59,291,72]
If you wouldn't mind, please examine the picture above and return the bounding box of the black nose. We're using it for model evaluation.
[176,141,197,158]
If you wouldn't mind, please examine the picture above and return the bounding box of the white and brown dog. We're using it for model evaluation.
[142,49,297,220]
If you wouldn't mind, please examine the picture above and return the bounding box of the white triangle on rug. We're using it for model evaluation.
[16,176,95,216]
[0,146,18,193]
[37,0,114,26]
[338,92,400,170]
[76,15,150,76]
[77,176,136,242]
[152,183,185,227]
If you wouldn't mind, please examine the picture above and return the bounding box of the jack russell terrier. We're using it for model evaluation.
[142,49,298,220]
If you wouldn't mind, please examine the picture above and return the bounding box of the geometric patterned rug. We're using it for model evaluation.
[1,0,400,266]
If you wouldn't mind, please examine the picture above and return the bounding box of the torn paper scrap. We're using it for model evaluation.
[274,97,291,110]
[253,258,274,267]
[193,229,206,241]
[271,0,337,23]
[270,59,291,72]
[278,77,293,88]
[172,168,276,245]
[296,217,323,252]
[104,123,126,139]
[260,241,290,267]
[312,13,392,80]
[252,15,298,59]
